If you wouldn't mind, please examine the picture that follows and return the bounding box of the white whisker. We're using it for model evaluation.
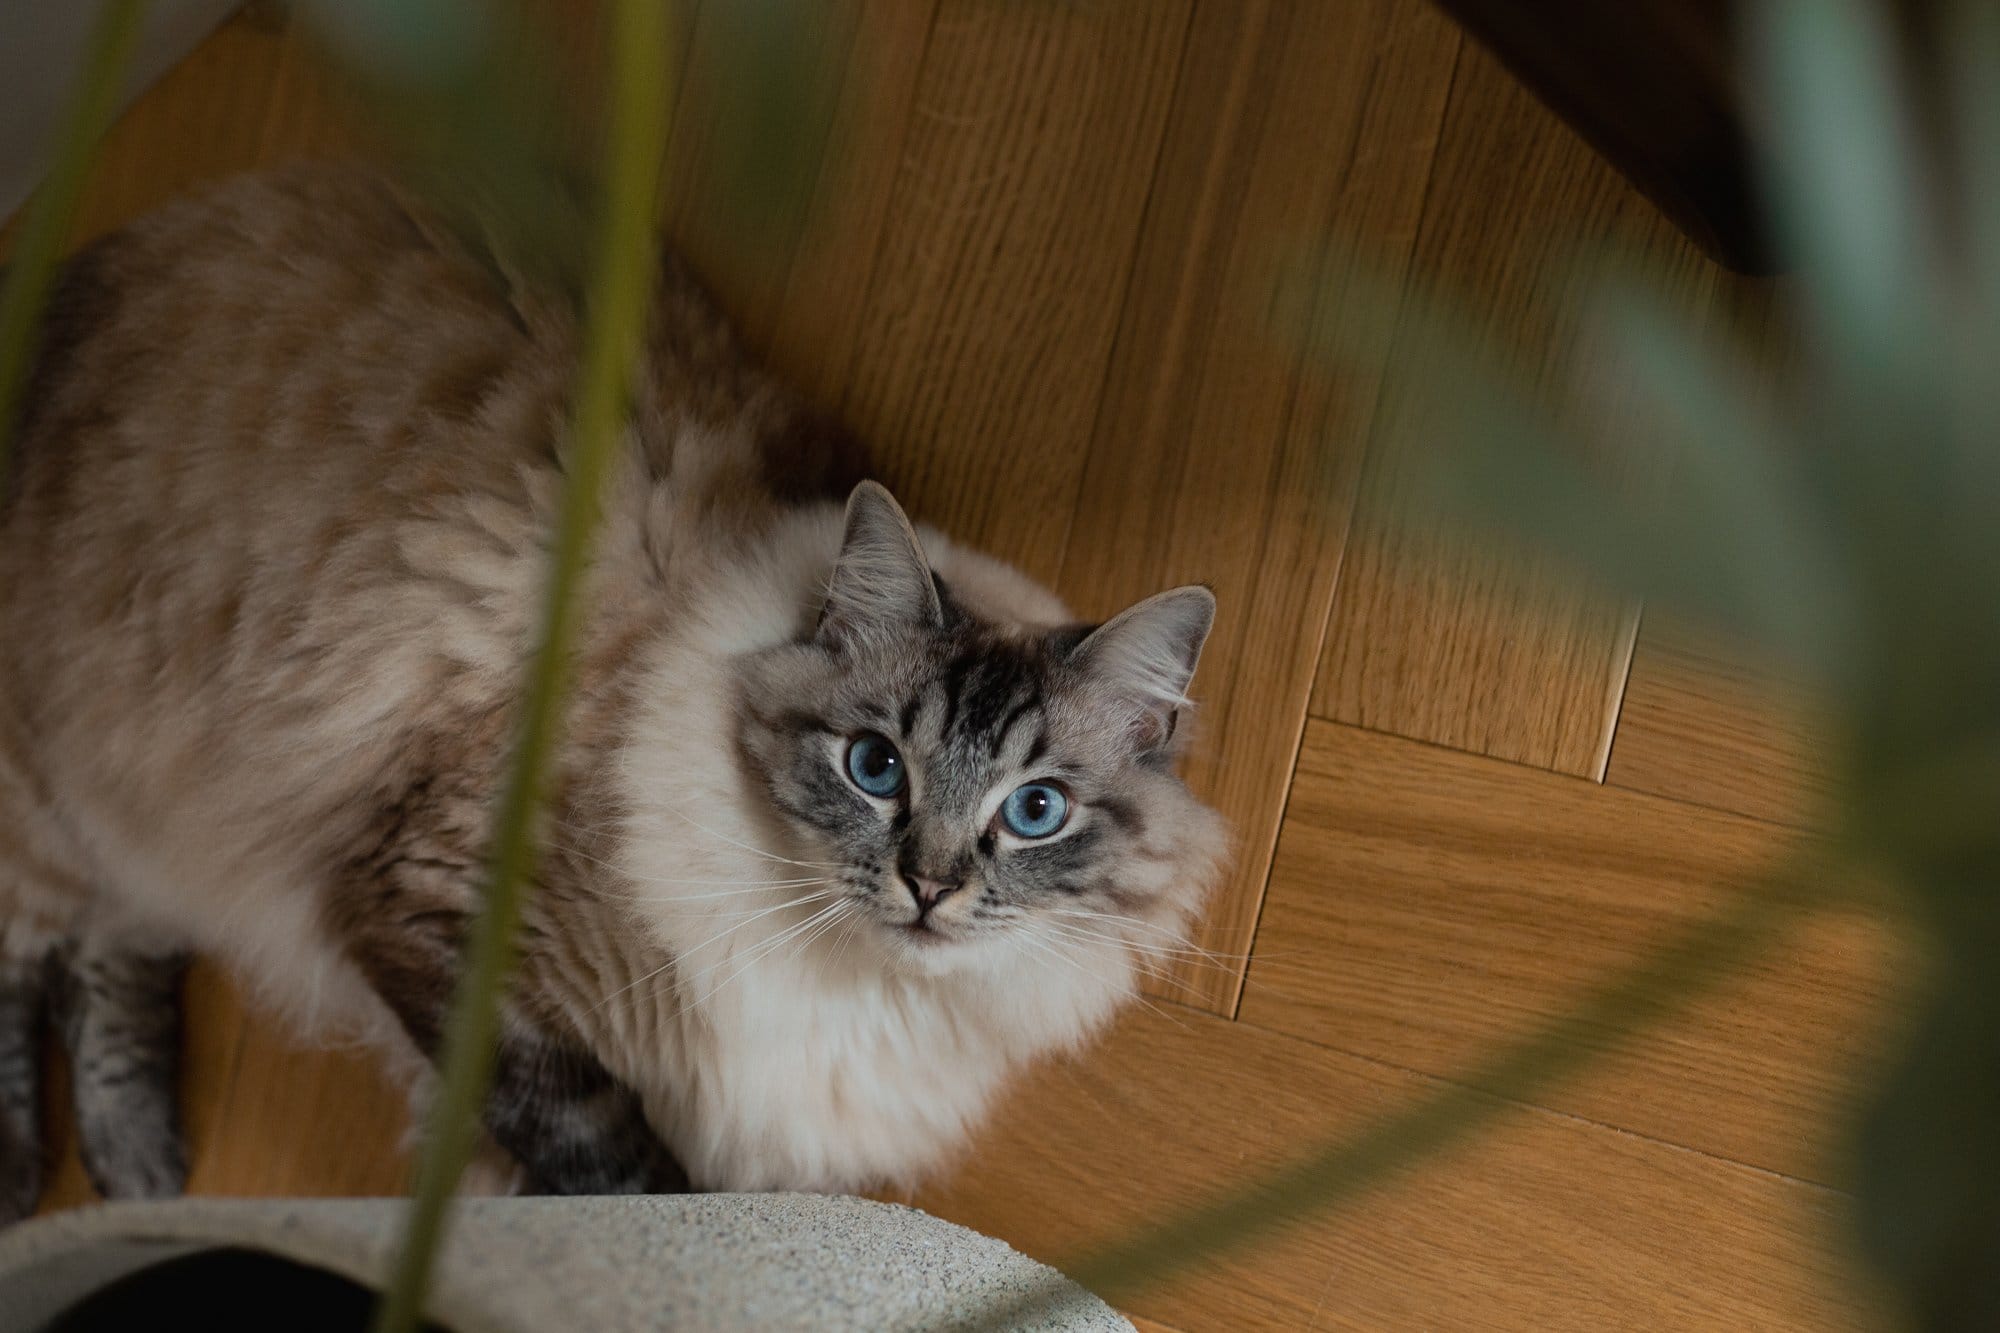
[676,900,849,1016]
[827,907,863,973]
[1016,924,1193,1033]
[795,902,853,965]
[590,891,835,1014]
[547,836,839,898]
[1046,908,1262,965]
[1036,919,1300,1000]
[598,879,833,905]
[1036,919,1258,981]
[657,807,841,869]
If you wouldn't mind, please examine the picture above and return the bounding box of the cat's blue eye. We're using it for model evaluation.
[845,733,906,798]
[1001,783,1069,839]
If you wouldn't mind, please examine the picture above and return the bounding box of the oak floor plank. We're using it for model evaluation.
[820,0,1195,584]
[1055,0,1459,1012]
[916,1006,1879,1332]
[1239,720,1897,1184]
[751,2,941,409]
[1124,1316,1186,1333]
[664,0,906,365]
[184,994,411,1200]
[37,963,409,1215]
[68,8,298,244]
[12,12,1896,1333]
[1311,39,1737,777]
[250,15,364,166]
[1607,615,1827,827]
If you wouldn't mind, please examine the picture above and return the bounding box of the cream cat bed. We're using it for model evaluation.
[0,1194,1129,1332]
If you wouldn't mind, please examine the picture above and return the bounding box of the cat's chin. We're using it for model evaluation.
[876,923,988,978]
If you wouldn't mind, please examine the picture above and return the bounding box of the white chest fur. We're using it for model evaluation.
[611,733,1130,1193]
[603,509,1132,1192]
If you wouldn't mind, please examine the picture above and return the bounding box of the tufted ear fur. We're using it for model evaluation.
[816,482,943,643]
[1068,585,1215,753]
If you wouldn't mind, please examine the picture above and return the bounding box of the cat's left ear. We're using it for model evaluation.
[1068,585,1215,753]
[817,481,944,643]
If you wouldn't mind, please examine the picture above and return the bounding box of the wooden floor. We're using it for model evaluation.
[19,3,1894,1329]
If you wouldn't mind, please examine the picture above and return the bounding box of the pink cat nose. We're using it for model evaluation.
[903,874,961,913]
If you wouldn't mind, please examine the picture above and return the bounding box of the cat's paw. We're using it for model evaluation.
[0,947,52,1224]
[486,1028,687,1196]
[76,1105,187,1201]
[458,1138,529,1197]
[0,1116,42,1225]
[56,942,191,1203]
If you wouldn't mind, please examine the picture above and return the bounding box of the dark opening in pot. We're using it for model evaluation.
[41,1247,453,1333]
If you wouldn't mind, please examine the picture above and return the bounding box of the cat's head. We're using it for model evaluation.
[736,482,1227,977]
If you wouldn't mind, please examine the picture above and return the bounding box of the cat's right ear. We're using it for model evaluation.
[816,482,944,644]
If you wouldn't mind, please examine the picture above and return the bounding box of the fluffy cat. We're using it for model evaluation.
[0,166,1227,1217]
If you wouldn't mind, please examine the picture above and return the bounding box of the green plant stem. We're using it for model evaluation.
[0,0,148,468]
[369,3,674,1331]
[978,868,1818,1328]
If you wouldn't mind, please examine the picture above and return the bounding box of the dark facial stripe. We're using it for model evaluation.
[950,642,1046,751]
[764,707,832,737]
[989,693,1041,758]
[1097,796,1143,835]
[937,650,978,739]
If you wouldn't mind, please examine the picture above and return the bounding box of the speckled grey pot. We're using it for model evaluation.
[0,1194,1131,1332]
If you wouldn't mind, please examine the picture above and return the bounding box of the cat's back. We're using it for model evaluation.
[0,163,860,887]
[7,166,568,573]
[0,167,601,872]
[1,165,856,676]
[3,166,563,646]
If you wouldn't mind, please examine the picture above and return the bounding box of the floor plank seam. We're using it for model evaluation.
[1227,678,1326,1021]
[1588,599,1645,781]
[1055,0,1211,582]
[828,0,949,422]
[1227,1009,1848,1195]
[1295,714,1816,837]
[1599,773,1814,834]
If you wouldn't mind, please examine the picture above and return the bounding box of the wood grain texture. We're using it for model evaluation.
[694,0,941,404]
[655,0,860,350]
[816,0,1193,583]
[1430,0,1768,269]
[1240,720,1897,1183]
[1312,38,1741,777]
[68,9,298,243]
[37,964,409,1215]
[1052,0,1459,1012]
[1124,1316,1185,1333]
[10,10,1895,1331]
[1608,614,1827,827]
[916,1006,1878,1332]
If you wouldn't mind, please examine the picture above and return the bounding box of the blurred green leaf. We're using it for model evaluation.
[692,0,840,248]
[298,0,493,84]
[1851,944,2000,1333]
[368,0,676,1330]
[295,0,592,297]
[1270,5,2000,1327]
[1751,0,1940,402]
[969,866,1818,1329]
[1285,249,1848,669]
[0,0,148,472]
[1589,285,1855,677]
[1941,2,2000,568]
